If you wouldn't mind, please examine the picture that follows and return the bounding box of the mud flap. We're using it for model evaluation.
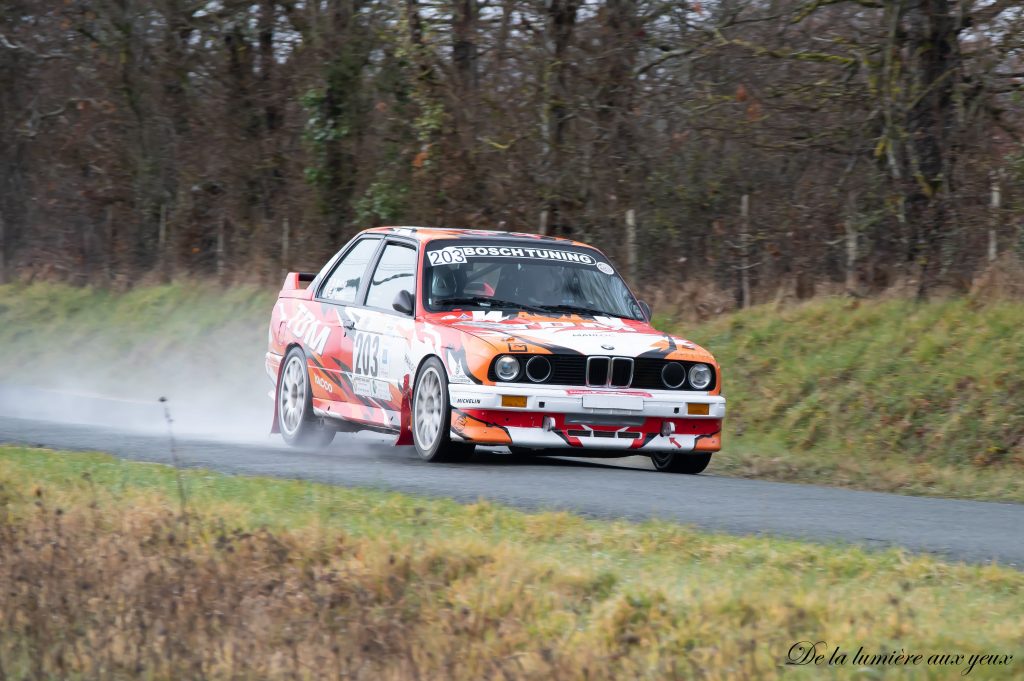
[394,374,414,445]
[270,365,282,435]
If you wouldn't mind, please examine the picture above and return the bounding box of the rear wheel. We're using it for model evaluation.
[412,358,474,462]
[278,347,336,448]
[651,451,711,475]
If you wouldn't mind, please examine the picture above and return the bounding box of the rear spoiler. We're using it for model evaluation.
[280,271,318,294]
[282,271,317,289]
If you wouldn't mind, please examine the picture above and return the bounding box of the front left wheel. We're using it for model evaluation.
[278,347,336,448]
[651,451,711,474]
[412,357,475,463]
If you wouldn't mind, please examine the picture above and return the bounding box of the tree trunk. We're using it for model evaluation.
[904,0,961,298]
[545,0,579,237]
[0,211,7,285]
[595,0,640,248]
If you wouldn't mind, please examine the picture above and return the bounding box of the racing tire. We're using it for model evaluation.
[507,446,534,462]
[650,451,711,475]
[508,446,551,461]
[412,357,475,463]
[277,347,336,449]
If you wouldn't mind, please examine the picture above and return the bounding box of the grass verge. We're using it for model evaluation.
[672,297,1024,503]
[0,445,1021,679]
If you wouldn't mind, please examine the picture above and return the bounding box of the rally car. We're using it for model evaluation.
[266,227,725,473]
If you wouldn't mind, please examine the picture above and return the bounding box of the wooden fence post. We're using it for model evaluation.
[845,191,858,294]
[281,215,290,277]
[740,194,752,309]
[989,171,1001,263]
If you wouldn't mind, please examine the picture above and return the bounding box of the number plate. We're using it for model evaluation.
[581,394,644,411]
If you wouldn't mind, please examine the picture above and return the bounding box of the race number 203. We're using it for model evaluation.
[427,248,468,265]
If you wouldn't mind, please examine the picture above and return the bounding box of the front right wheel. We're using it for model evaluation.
[651,451,711,474]
[412,357,475,463]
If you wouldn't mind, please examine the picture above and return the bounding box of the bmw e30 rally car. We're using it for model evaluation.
[266,227,725,474]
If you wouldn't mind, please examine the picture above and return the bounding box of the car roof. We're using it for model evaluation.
[362,226,591,248]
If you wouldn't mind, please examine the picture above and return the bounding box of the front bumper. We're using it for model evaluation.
[448,383,725,454]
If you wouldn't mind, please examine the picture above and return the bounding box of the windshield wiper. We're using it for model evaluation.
[535,303,635,320]
[433,296,548,314]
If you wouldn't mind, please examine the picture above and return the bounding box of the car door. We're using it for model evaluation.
[350,239,419,430]
[312,236,382,423]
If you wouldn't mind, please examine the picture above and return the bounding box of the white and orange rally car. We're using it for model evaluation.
[266,227,725,473]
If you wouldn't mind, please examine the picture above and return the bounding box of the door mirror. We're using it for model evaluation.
[392,289,414,315]
[639,300,652,321]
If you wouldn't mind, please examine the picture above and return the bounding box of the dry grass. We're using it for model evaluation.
[1,446,1023,680]
[970,253,1024,301]
[681,296,1024,502]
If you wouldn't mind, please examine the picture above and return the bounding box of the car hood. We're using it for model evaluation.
[429,310,714,362]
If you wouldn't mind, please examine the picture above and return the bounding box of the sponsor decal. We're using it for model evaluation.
[446,351,473,384]
[352,375,373,397]
[373,379,392,400]
[453,397,482,405]
[428,246,597,266]
[457,322,531,331]
[457,319,637,333]
[313,373,334,394]
[565,389,653,397]
[562,331,621,337]
[471,310,508,322]
[286,305,331,355]
[352,375,392,400]
[508,342,528,352]
[596,262,615,275]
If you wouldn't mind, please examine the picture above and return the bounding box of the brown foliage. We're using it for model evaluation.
[0,486,677,680]
[970,254,1024,301]
[1,1,1024,301]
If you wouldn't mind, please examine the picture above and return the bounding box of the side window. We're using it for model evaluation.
[321,239,379,303]
[365,243,417,310]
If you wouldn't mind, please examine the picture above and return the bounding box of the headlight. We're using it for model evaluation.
[494,355,521,381]
[661,362,686,389]
[525,356,552,382]
[688,363,713,390]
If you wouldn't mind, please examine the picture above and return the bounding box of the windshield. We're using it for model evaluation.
[423,240,644,320]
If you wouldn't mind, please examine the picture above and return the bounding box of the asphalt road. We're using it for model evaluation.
[1,411,1022,568]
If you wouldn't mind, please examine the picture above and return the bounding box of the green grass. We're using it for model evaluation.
[2,282,1023,501]
[669,297,1024,502]
[0,445,1021,679]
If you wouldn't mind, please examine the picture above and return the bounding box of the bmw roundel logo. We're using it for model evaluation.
[601,344,615,351]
